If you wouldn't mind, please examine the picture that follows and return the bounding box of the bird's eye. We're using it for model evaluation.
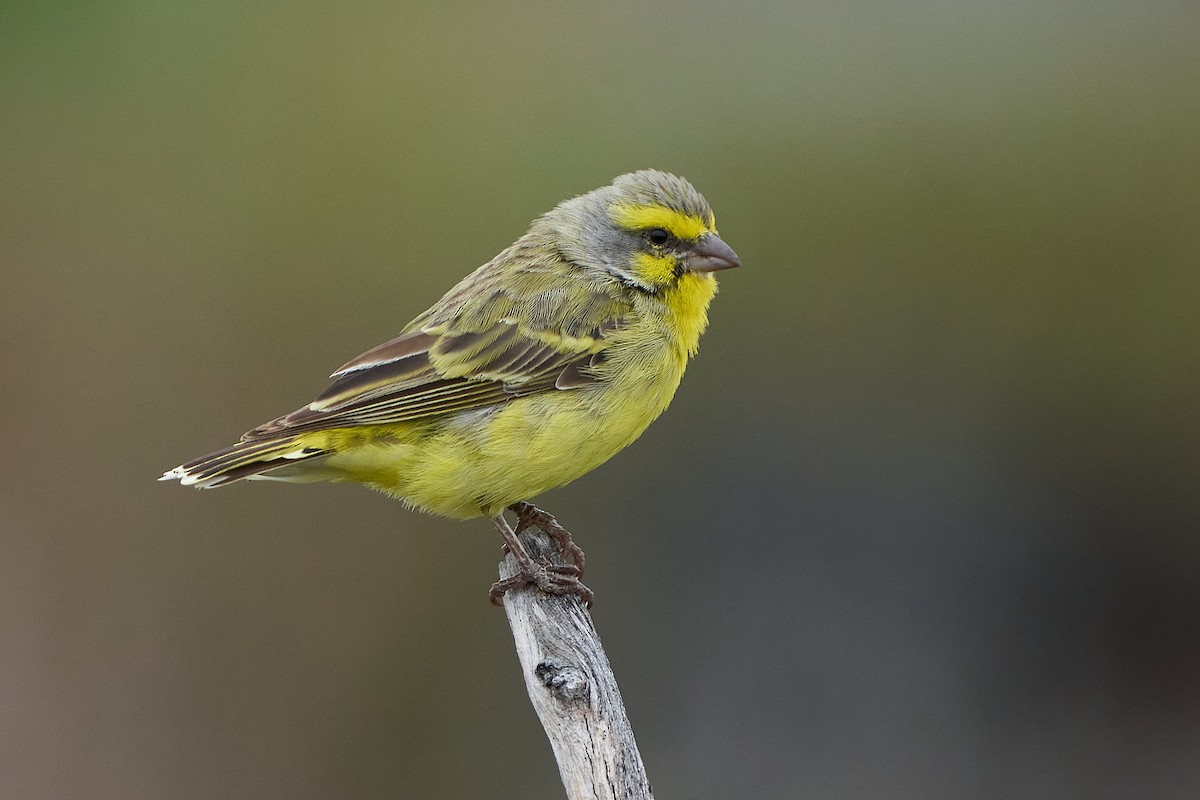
[646,228,670,246]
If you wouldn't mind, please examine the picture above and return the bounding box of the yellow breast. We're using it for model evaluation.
[325,272,720,518]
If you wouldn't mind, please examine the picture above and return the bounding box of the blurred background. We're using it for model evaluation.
[2,1,1198,797]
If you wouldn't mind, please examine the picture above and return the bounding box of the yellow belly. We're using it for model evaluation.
[313,273,716,518]
[321,340,685,518]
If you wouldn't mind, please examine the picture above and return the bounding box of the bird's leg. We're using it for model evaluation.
[489,512,593,607]
[508,501,587,578]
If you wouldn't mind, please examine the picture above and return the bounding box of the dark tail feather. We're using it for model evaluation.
[160,437,328,488]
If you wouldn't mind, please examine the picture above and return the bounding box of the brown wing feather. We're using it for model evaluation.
[241,324,607,441]
[331,331,438,376]
[241,241,634,442]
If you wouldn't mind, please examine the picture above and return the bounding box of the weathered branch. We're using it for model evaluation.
[498,529,654,800]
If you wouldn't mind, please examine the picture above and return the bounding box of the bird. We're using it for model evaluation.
[160,170,740,605]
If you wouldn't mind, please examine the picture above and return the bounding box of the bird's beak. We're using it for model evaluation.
[686,234,741,273]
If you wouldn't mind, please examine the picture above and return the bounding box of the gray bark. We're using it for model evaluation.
[498,529,654,800]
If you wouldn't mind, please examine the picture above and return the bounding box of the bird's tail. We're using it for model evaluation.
[159,436,331,488]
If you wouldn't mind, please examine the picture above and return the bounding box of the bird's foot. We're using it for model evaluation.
[489,562,593,608]
[508,501,587,577]
[490,505,593,607]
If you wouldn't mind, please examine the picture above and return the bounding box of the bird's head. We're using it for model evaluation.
[542,170,740,292]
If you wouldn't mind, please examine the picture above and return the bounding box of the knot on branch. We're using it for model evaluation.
[535,660,590,704]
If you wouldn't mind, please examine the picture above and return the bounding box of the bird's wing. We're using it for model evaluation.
[241,273,629,441]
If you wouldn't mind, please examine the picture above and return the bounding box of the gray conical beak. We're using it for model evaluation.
[686,234,741,273]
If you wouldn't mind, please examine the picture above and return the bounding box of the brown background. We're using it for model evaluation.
[3,1,1198,798]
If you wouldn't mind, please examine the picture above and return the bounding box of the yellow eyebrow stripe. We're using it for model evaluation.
[610,203,714,241]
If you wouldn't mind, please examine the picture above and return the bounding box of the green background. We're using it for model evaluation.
[3,1,1198,797]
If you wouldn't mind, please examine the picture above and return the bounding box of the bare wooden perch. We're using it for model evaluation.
[498,528,654,800]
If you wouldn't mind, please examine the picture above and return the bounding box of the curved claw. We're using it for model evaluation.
[490,504,593,607]
[508,501,587,577]
[490,565,593,608]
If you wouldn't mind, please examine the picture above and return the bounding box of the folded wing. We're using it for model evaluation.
[242,313,623,441]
